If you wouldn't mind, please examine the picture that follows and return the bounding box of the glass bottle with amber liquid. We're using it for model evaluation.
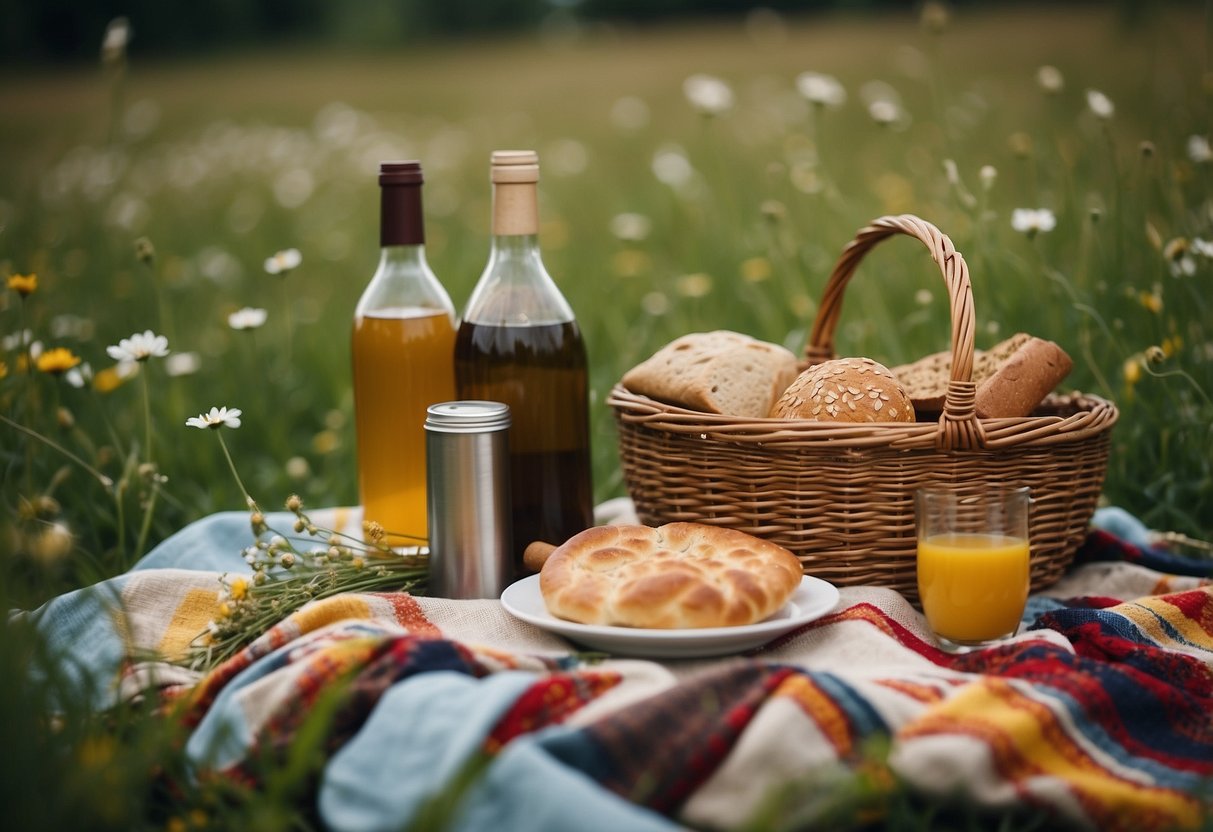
[455,150,593,572]
[352,161,456,546]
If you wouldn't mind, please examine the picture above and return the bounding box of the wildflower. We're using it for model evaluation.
[1164,238,1197,277]
[165,352,200,377]
[1187,135,1213,164]
[35,522,74,563]
[363,520,386,543]
[134,237,155,265]
[1036,65,1064,94]
[280,552,296,569]
[1145,345,1166,365]
[1011,208,1056,237]
[227,576,248,601]
[0,360,6,379]
[57,407,75,429]
[760,200,786,222]
[641,291,670,316]
[264,248,302,276]
[101,17,130,66]
[228,307,268,330]
[740,257,772,284]
[795,72,846,108]
[7,273,37,297]
[65,362,93,388]
[2,328,33,351]
[1192,238,1213,258]
[979,165,997,191]
[867,99,900,126]
[285,456,310,479]
[93,363,134,393]
[1008,132,1033,158]
[186,406,242,430]
[612,250,651,278]
[920,0,949,32]
[285,494,303,513]
[1123,356,1141,386]
[107,329,168,362]
[609,213,652,242]
[915,289,933,305]
[683,74,734,116]
[1140,141,1156,158]
[36,347,82,376]
[652,145,694,188]
[676,273,714,298]
[942,159,961,187]
[1139,289,1163,313]
[1086,89,1115,120]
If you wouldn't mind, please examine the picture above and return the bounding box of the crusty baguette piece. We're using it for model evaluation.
[891,333,1073,418]
[770,357,915,422]
[621,331,800,418]
[539,523,803,629]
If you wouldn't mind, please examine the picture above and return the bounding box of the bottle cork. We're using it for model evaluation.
[490,150,540,236]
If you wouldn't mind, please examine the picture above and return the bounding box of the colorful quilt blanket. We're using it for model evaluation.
[24,505,1213,831]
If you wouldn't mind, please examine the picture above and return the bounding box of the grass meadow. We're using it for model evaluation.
[2,4,1212,828]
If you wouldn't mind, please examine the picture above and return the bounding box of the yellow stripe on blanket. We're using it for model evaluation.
[158,587,221,661]
[900,679,1202,829]
[1109,588,1213,651]
[288,595,374,633]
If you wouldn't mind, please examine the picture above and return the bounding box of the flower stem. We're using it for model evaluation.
[216,431,254,508]
[0,413,113,488]
[141,370,153,467]
[134,479,160,558]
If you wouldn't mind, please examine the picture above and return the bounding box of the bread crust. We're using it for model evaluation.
[539,523,804,629]
[770,357,914,422]
[621,331,799,418]
[891,333,1072,418]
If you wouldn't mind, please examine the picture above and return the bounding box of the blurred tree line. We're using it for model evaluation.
[0,0,1162,65]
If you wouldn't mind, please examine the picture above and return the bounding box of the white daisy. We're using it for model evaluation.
[795,72,847,108]
[1036,65,1064,94]
[165,352,201,377]
[683,74,734,116]
[1011,208,1057,236]
[610,213,652,242]
[186,406,242,430]
[1086,89,1115,120]
[867,99,900,126]
[1187,135,1212,164]
[228,307,268,330]
[264,248,302,275]
[107,329,168,362]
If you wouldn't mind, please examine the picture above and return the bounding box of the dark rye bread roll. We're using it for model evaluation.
[891,333,1073,418]
[621,331,800,419]
[539,523,803,629]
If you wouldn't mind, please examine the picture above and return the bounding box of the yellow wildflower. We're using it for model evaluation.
[0,360,7,379]
[217,602,232,618]
[1163,335,1183,357]
[35,347,82,375]
[676,273,713,298]
[6,273,37,296]
[228,576,248,601]
[93,366,128,393]
[740,257,772,284]
[1123,356,1142,385]
[1139,290,1163,314]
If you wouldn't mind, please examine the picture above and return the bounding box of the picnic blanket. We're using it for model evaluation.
[22,502,1213,831]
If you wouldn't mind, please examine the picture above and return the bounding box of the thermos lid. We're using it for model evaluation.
[425,401,511,433]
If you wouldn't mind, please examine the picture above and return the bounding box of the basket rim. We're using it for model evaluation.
[608,383,1118,451]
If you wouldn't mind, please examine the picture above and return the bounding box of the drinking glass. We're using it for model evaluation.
[916,486,1031,652]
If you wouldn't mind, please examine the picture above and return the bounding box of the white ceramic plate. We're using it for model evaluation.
[499,574,840,659]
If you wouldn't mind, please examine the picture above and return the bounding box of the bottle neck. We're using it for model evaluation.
[491,181,539,237]
[380,183,425,247]
[377,244,428,270]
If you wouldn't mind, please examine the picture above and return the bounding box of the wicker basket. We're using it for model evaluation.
[608,214,1118,601]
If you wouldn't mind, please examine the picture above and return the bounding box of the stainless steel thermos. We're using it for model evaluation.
[424,401,512,598]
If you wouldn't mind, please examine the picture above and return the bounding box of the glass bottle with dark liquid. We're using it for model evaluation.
[455,151,593,572]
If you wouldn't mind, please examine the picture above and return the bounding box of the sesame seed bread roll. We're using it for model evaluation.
[539,523,803,629]
[621,331,800,419]
[770,357,915,422]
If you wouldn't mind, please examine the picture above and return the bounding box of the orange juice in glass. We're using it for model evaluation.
[916,487,1030,651]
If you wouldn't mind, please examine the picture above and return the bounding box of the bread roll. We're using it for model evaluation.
[769,357,914,422]
[539,522,803,629]
[891,333,1072,418]
[621,331,800,418]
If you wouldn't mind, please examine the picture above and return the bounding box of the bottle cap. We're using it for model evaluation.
[380,161,424,186]
[425,401,511,433]
[490,150,540,184]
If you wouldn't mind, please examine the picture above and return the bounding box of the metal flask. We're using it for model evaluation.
[424,401,512,598]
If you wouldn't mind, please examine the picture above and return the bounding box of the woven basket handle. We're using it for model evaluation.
[805,214,985,450]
